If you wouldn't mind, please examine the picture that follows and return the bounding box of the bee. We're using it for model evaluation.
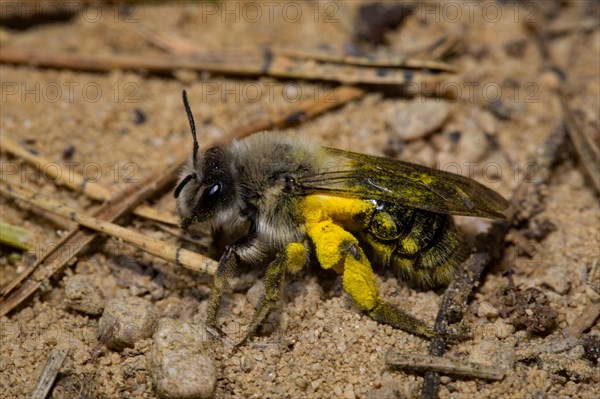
[175,91,508,347]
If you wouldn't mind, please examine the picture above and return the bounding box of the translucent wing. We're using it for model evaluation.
[297,147,508,219]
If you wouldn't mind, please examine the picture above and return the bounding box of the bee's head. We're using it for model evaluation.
[174,91,237,231]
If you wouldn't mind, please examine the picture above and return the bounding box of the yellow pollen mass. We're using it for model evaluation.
[300,194,373,224]
[285,242,307,273]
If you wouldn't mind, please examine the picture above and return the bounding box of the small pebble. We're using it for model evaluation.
[542,266,571,295]
[311,379,322,390]
[295,377,308,390]
[150,318,216,399]
[98,297,157,350]
[477,301,500,319]
[469,341,514,370]
[64,275,105,315]
[334,384,343,396]
[493,321,515,339]
[456,123,489,163]
[539,352,593,381]
[263,367,277,382]
[538,70,561,90]
[566,345,585,360]
[315,308,325,319]
[343,383,356,399]
[366,380,401,399]
[391,99,450,141]
[132,108,147,125]
[239,356,253,373]
[62,144,75,160]
[246,280,264,309]
[476,110,497,135]
[16,307,35,322]
[489,99,512,121]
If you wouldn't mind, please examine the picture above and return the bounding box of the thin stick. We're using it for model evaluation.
[137,29,370,137]
[0,181,217,275]
[0,198,105,298]
[133,204,179,226]
[272,47,456,71]
[1,134,179,226]
[139,27,457,71]
[231,86,366,138]
[0,46,453,86]
[1,134,112,201]
[421,123,568,399]
[386,352,506,381]
[0,221,30,251]
[29,347,69,399]
[560,93,600,194]
[565,302,600,339]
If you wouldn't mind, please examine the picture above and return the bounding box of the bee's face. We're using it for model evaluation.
[174,146,237,230]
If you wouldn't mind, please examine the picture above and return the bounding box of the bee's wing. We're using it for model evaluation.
[298,147,508,219]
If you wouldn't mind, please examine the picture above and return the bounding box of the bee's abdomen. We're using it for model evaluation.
[363,204,462,289]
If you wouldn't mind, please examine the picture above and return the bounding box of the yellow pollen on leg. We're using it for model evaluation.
[285,242,307,274]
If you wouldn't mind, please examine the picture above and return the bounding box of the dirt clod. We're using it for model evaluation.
[150,318,216,399]
[496,286,558,335]
[64,275,105,315]
[98,297,157,350]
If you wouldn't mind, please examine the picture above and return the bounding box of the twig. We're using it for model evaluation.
[421,123,568,398]
[268,37,459,72]
[0,181,217,274]
[386,351,506,381]
[139,26,457,73]
[0,221,30,251]
[1,134,180,226]
[133,204,179,226]
[253,46,457,71]
[231,86,366,138]
[137,29,370,136]
[0,202,102,298]
[560,93,600,194]
[152,222,208,247]
[587,260,600,295]
[546,18,599,36]
[0,45,454,86]
[29,347,69,399]
[565,302,600,339]
[1,134,112,201]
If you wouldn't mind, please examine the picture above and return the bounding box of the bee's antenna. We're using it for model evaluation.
[182,90,199,168]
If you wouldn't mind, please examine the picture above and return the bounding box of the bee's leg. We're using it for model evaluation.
[307,221,436,339]
[235,242,308,349]
[206,245,237,332]
[206,236,255,332]
[346,245,438,338]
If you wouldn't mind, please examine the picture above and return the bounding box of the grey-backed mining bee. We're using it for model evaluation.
[175,91,507,347]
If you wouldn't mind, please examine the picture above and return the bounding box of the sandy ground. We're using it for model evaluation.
[0,1,599,398]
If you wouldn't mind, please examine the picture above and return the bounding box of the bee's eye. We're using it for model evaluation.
[207,183,221,197]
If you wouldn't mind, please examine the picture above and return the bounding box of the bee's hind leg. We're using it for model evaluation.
[308,221,437,339]
[235,242,308,349]
[341,241,437,339]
